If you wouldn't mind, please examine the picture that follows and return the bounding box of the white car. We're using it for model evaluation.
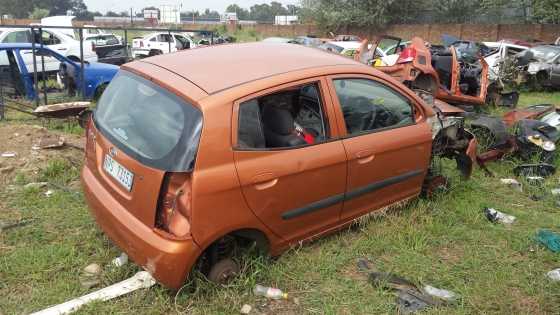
[483,41,529,81]
[318,41,394,65]
[40,16,123,44]
[0,27,97,73]
[131,32,196,58]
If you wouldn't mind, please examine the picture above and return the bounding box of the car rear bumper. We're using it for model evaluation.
[81,165,201,289]
[131,49,150,57]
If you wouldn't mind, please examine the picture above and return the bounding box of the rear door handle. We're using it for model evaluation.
[251,172,278,190]
[355,149,375,164]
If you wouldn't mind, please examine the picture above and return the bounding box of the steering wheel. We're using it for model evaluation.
[366,104,395,130]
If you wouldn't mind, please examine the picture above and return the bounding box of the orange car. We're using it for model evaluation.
[356,36,489,107]
[82,43,475,289]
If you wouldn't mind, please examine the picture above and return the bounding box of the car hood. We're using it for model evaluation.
[84,62,119,71]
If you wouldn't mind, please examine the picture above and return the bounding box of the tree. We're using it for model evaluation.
[29,7,50,19]
[105,11,119,17]
[226,4,250,20]
[532,0,560,23]
[200,9,220,19]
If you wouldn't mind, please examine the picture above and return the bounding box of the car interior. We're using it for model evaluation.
[237,83,328,149]
[431,44,483,96]
[0,50,26,97]
[333,79,414,134]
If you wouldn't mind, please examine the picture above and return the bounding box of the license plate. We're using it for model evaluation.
[103,154,134,191]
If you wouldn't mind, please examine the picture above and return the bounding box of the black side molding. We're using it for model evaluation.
[281,193,345,220]
[281,169,424,220]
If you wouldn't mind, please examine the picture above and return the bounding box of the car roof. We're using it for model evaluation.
[0,43,37,49]
[137,42,359,95]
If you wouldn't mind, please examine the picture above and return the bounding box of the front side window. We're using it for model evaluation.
[333,78,414,135]
[237,83,329,150]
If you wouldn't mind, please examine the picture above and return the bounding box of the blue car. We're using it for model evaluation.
[0,43,118,100]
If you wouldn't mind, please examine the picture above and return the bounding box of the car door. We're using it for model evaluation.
[233,77,347,242]
[549,55,560,86]
[33,30,64,72]
[326,75,432,222]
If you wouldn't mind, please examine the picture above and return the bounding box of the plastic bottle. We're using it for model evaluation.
[254,284,288,299]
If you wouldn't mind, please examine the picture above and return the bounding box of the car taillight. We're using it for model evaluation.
[397,47,417,64]
[156,172,192,239]
[140,41,144,48]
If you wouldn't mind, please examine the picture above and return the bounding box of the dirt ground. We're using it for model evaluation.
[0,124,84,184]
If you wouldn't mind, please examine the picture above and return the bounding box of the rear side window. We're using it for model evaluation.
[237,83,329,150]
[94,71,202,171]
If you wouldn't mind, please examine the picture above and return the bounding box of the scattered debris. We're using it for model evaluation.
[83,263,102,276]
[80,263,102,289]
[546,269,560,281]
[357,258,451,314]
[500,178,523,192]
[254,285,288,300]
[31,271,156,315]
[1,152,17,158]
[111,253,128,267]
[484,207,516,224]
[240,304,252,314]
[32,136,66,150]
[33,102,91,119]
[551,188,560,196]
[24,182,48,189]
[536,230,560,253]
[44,190,54,198]
[0,219,34,233]
[423,285,457,302]
[514,163,556,178]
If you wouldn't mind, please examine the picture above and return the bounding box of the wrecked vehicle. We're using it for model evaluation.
[81,42,476,289]
[356,36,489,107]
[472,104,559,174]
[518,45,560,88]
[0,43,117,100]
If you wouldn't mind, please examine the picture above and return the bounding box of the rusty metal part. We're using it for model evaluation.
[34,101,91,118]
[502,104,555,127]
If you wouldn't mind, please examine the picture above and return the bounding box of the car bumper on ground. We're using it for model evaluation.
[81,165,202,289]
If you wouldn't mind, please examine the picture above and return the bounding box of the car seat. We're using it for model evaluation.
[261,104,306,148]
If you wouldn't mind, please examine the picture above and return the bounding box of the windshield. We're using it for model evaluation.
[530,46,560,62]
[94,71,202,171]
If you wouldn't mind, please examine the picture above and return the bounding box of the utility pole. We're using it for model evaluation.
[130,7,133,25]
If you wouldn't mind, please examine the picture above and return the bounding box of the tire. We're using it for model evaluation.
[148,49,163,56]
[207,258,239,284]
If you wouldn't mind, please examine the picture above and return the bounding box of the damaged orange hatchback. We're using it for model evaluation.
[82,42,476,289]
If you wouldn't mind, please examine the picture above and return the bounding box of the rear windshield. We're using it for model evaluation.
[94,71,202,172]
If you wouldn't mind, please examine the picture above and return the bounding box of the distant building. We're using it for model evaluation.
[143,9,159,23]
[221,12,238,23]
[274,15,298,25]
[159,5,180,24]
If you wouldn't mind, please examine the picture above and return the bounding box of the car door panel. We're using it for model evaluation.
[232,77,347,243]
[326,75,432,221]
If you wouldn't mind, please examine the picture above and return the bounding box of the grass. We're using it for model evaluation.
[1,92,560,314]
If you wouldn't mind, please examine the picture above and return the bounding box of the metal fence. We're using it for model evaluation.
[0,24,216,120]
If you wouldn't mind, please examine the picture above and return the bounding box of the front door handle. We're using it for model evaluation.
[355,149,375,164]
[251,172,278,190]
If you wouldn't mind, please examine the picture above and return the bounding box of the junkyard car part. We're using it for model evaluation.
[82,43,476,289]
[483,207,516,224]
[513,163,556,178]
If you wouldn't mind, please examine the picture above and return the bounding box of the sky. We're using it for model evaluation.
[83,0,300,14]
